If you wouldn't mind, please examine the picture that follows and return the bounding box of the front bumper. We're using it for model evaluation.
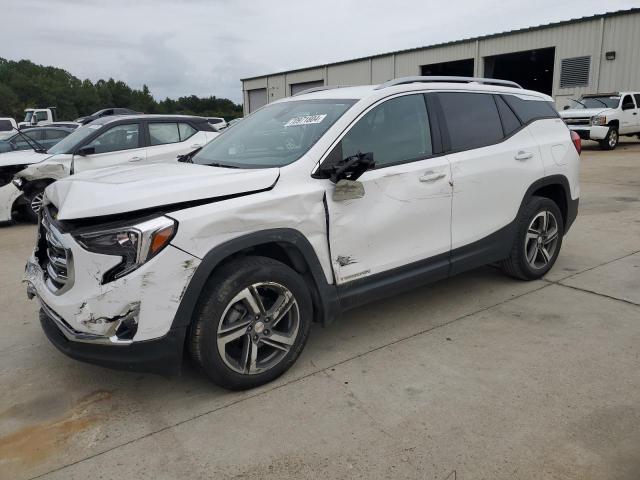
[40,304,186,375]
[567,125,609,141]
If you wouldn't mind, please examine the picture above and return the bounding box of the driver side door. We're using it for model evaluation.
[323,93,452,288]
[619,94,637,134]
[74,123,147,173]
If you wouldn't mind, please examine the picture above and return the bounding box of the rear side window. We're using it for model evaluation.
[495,95,522,136]
[438,92,503,151]
[634,94,640,108]
[341,94,432,168]
[502,95,558,124]
[45,129,68,140]
[149,123,180,146]
[178,123,197,141]
[0,120,13,131]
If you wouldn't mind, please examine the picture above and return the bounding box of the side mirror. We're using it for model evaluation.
[76,146,95,156]
[563,105,570,110]
[622,102,635,111]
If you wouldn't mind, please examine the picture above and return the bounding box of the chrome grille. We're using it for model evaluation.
[39,207,74,294]
[563,117,590,126]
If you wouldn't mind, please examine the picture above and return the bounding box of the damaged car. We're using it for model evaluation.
[25,77,580,390]
[6,115,218,222]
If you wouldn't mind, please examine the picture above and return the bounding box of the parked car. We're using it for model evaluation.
[207,117,228,130]
[0,117,17,132]
[75,108,142,125]
[0,126,74,154]
[560,92,640,150]
[24,77,580,390]
[1,115,217,223]
[18,107,58,128]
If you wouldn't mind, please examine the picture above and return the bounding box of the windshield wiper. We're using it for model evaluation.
[15,128,47,153]
[206,162,239,169]
[589,98,609,108]
[570,98,587,108]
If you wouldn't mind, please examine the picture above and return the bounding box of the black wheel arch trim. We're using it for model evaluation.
[519,174,578,233]
[169,228,340,332]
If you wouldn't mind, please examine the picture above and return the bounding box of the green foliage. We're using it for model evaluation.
[0,58,243,121]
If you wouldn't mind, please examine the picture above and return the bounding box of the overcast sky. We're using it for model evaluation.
[1,0,638,104]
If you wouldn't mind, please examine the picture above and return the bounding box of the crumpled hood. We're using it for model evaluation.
[0,149,53,167]
[46,162,280,220]
[560,107,613,119]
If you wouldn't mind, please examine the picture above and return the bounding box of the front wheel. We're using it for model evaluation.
[189,256,313,390]
[22,189,45,223]
[501,197,564,280]
[599,127,618,150]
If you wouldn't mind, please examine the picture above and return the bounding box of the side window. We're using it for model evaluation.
[149,123,180,146]
[44,129,67,140]
[35,111,48,122]
[621,94,635,110]
[495,95,522,137]
[502,95,558,123]
[25,130,44,141]
[341,94,432,168]
[438,92,503,151]
[634,94,640,108]
[178,123,197,141]
[85,124,140,154]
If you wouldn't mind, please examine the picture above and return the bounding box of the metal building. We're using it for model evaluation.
[241,8,640,114]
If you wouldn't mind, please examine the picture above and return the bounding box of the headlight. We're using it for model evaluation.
[591,115,607,126]
[12,177,23,189]
[73,216,176,283]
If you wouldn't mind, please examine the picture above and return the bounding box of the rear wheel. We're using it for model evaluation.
[501,196,563,280]
[599,126,618,150]
[189,256,312,390]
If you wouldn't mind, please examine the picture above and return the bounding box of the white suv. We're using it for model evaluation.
[560,92,640,150]
[1,115,218,222]
[24,77,580,390]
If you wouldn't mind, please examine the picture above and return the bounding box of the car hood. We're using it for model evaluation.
[0,149,53,167]
[560,107,613,118]
[46,162,280,220]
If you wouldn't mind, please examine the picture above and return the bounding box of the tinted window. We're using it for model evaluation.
[149,123,180,146]
[502,95,558,123]
[35,111,48,121]
[438,92,503,151]
[44,129,68,140]
[341,94,432,168]
[209,118,223,124]
[621,94,635,110]
[85,124,140,154]
[634,94,640,108]
[0,120,13,131]
[495,95,522,136]
[178,123,197,141]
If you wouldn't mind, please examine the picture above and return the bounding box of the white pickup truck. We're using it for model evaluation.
[559,92,640,150]
[18,108,58,128]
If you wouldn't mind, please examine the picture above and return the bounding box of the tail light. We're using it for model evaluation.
[570,131,581,155]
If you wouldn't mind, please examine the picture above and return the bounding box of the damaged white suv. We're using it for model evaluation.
[25,77,580,390]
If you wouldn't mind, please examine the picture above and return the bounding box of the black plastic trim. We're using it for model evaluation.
[170,228,340,330]
[40,308,185,375]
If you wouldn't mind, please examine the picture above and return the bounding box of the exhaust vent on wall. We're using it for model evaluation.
[559,56,591,88]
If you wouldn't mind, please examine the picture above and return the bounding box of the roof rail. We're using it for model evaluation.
[292,85,351,96]
[375,76,523,90]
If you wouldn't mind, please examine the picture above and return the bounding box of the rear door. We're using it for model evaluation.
[324,93,452,284]
[439,91,545,272]
[145,121,208,163]
[73,122,147,172]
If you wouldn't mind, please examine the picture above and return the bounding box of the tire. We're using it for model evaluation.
[599,126,618,150]
[188,256,313,390]
[501,196,564,281]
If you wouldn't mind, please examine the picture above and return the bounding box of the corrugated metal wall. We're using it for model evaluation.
[242,10,640,114]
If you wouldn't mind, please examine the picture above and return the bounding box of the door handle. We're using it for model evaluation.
[419,172,446,183]
[514,151,533,161]
[129,156,143,162]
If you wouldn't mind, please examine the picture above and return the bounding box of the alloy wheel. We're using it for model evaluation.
[609,129,618,148]
[216,282,299,375]
[30,193,44,214]
[524,210,559,270]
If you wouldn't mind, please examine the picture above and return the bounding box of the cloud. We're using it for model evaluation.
[0,0,638,104]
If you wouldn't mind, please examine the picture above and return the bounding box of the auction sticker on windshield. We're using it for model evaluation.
[285,114,327,127]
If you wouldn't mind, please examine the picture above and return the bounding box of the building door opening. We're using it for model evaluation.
[484,47,555,95]
[421,58,474,77]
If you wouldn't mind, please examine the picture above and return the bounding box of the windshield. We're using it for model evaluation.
[193,99,356,168]
[573,96,620,109]
[24,111,34,122]
[47,124,97,154]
